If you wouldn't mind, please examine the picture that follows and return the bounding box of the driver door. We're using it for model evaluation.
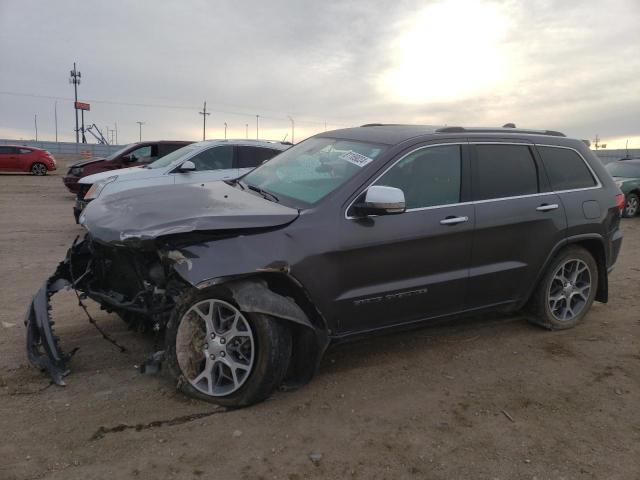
[329,142,475,334]
[172,145,238,185]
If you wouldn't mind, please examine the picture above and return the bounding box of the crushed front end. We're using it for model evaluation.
[25,235,189,386]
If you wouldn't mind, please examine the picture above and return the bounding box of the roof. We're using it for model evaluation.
[190,139,290,150]
[319,124,571,146]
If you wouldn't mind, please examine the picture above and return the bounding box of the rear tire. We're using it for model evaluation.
[526,246,598,330]
[31,163,48,176]
[164,287,292,407]
[622,193,639,218]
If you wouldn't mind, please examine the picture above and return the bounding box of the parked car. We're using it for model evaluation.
[0,145,56,175]
[605,160,640,217]
[73,139,289,222]
[62,140,192,194]
[26,125,623,407]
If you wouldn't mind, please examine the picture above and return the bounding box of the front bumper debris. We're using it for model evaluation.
[24,273,75,386]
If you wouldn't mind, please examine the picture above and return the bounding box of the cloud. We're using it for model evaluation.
[0,0,638,145]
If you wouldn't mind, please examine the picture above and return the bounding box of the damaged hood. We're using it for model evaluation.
[81,181,299,244]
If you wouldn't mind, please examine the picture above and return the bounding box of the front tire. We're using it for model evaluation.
[622,193,639,218]
[31,163,48,176]
[526,246,598,330]
[164,288,292,407]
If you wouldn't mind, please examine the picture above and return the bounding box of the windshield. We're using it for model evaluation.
[146,144,200,169]
[242,137,386,206]
[606,162,640,178]
[105,144,135,161]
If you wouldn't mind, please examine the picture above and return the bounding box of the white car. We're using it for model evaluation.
[74,139,289,220]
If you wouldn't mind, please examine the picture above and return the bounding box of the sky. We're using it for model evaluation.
[0,0,639,148]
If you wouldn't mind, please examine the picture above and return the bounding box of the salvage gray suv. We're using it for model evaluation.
[26,125,624,407]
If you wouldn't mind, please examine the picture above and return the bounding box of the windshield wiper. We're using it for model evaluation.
[247,184,279,203]
[224,178,245,190]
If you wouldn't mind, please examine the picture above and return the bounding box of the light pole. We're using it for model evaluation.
[34,114,38,141]
[224,122,228,139]
[245,123,248,139]
[54,101,58,143]
[256,114,260,140]
[69,62,81,143]
[199,101,210,140]
[287,116,295,144]
[136,121,145,141]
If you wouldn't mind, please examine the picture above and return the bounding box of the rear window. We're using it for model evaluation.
[537,146,596,190]
[474,144,538,200]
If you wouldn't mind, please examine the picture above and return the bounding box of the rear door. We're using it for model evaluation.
[467,142,567,308]
[0,146,17,171]
[172,144,237,184]
[236,146,281,175]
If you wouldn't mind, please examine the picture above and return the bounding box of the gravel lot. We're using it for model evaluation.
[1,163,639,480]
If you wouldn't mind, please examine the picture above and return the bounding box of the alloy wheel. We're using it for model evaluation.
[625,195,639,217]
[32,163,47,175]
[547,259,591,322]
[176,299,255,397]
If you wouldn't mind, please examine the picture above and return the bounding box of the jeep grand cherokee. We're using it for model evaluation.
[25,125,624,407]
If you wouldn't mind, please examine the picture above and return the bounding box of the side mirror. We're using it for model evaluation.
[354,185,406,216]
[121,154,133,163]
[178,160,196,172]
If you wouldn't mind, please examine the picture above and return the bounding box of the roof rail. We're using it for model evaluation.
[435,126,566,137]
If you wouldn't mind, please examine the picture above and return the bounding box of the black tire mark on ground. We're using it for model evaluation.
[90,408,227,441]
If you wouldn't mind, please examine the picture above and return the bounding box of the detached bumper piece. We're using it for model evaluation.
[25,269,75,386]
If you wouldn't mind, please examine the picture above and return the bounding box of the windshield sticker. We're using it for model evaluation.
[339,150,374,168]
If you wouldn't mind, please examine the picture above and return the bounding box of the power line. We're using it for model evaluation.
[0,90,352,128]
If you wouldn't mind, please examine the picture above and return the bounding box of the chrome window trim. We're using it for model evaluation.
[344,141,603,220]
[344,142,466,219]
[534,143,602,190]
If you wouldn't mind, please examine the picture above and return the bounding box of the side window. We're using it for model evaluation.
[237,146,279,168]
[158,143,184,157]
[374,145,461,209]
[128,145,152,160]
[0,146,12,155]
[474,145,538,200]
[19,148,32,154]
[537,146,596,191]
[190,145,234,171]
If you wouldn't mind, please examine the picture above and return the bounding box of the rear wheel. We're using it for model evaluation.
[164,288,292,407]
[622,193,639,218]
[526,246,598,330]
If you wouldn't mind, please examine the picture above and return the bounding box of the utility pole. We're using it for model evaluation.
[287,116,295,144]
[224,122,228,139]
[593,134,600,150]
[136,121,145,141]
[256,114,260,140]
[115,122,118,145]
[34,114,38,141]
[54,101,58,142]
[245,123,248,139]
[199,101,210,141]
[81,110,86,143]
[69,62,81,143]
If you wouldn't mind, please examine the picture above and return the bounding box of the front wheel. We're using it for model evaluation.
[31,163,48,176]
[526,246,598,330]
[164,289,292,407]
[622,193,639,218]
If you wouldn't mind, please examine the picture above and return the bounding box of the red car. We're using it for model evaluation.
[62,140,193,194]
[0,145,57,175]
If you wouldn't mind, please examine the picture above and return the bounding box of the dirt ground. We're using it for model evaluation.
[1,163,639,480]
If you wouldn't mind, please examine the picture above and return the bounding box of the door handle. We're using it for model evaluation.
[536,203,559,212]
[440,216,469,225]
